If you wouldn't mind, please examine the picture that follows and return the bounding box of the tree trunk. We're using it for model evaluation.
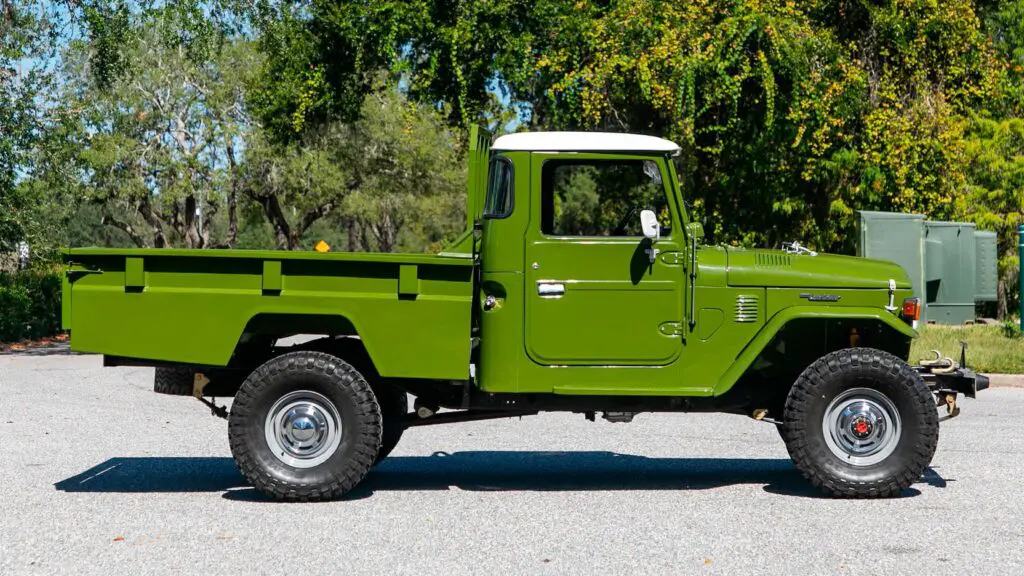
[223,140,239,249]
[346,216,360,251]
[255,195,292,250]
[184,195,203,248]
[997,278,1008,320]
[372,212,397,253]
[138,197,168,248]
[361,223,372,253]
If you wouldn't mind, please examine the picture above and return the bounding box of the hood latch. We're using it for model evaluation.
[885,279,898,311]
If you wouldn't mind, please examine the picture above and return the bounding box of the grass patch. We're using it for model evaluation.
[910,324,1024,374]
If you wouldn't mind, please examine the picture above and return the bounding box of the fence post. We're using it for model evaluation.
[1019,225,1024,332]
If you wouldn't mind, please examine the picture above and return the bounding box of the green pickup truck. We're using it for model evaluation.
[62,127,987,500]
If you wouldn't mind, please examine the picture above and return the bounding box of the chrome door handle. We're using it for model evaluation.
[537,282,565,297]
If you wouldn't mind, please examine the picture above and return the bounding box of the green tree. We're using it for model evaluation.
[962,115,1024,317]
[253,1,1005,256]
[249,0,534,142]
[59,15,260,248]
[1,1,63,256]
[240,83,465,252]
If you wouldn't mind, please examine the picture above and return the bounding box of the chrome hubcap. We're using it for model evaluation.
[822,388,901,466]
[264,390,343,468]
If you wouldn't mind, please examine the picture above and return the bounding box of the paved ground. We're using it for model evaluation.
[2,354,1023,575]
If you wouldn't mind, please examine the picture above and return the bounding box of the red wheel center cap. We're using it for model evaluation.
[852,419,871,437]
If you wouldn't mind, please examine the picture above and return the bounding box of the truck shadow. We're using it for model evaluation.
[54,452,946,500]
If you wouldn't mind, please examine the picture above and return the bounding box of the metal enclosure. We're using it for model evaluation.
[923,221,977,324]
[858,212,997,325]
[857,211,926,304]
[974,230,998,302]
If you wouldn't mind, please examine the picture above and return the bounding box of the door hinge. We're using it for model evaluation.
[658,321,685,336]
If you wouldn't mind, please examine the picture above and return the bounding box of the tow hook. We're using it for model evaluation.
[937,392,960,422]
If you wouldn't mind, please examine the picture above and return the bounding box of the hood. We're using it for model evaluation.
[726,248,912,289]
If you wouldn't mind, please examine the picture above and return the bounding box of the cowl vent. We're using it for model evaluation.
[754,253,792,267]
[735,295,759,323]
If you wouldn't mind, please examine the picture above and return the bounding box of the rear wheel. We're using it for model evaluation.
[228,351,381,501]
[374,384,408,465]
[153,367,193,396]
[780,347,939,498]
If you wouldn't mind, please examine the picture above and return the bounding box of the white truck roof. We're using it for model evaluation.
[491,131,681,153]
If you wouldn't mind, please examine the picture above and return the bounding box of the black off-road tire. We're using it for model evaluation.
[154,367,194,396]
[228,351,382,501]
[374,384,408,465]
[780,347,939,498]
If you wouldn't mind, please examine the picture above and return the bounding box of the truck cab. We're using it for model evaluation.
[470,130,915,400]
[479,132,699,396]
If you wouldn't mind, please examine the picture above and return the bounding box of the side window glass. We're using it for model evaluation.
[483,157,513,218]
[541,159,671,236]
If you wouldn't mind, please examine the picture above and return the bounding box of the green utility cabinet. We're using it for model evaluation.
[856,211,926,303]
[974,230,998,302]
[924,221,977,324]
[857,211,997,325]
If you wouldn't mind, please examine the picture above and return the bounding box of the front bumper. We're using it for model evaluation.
[915,366,989,399]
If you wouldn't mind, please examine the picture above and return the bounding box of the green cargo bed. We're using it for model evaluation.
[62,248,475,380]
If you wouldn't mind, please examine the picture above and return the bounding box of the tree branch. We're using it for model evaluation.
[293,202,335,247]
[100,214,148,248]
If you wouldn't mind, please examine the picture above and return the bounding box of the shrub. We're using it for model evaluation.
[0,268,63,342]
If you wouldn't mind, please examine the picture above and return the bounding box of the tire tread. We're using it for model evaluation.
[228,351,381,501]
[781,347,939,498]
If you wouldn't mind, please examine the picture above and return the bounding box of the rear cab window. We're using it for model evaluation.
[483,157,514,219]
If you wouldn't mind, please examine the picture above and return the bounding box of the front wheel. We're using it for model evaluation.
[780,348,939,498]
[228,351,382,501]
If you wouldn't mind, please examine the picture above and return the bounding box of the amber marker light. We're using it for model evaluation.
[902,298,921,321]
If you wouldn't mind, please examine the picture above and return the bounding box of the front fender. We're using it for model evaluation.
[713,306,917,396]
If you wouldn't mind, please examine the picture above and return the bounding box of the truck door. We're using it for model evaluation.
[524,155,685,366]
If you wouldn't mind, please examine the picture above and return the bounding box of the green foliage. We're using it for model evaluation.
[249,0,537,142]
[80,1,134,89]
[0,269,63,342]
[250,1,1010,255]
[242,84,466,252]
[239,0,1024,316]
[961,114,1024,314]
[8,0,1024,323]
[507,0,1000,252]
[54,13,262,249]
[339,86,466,252]
[1,1,60,253]
[1000,319,1022,340]
[979,0,1024,115]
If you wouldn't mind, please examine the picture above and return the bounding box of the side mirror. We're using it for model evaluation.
[640,210,660,242]
[687,222,704,244]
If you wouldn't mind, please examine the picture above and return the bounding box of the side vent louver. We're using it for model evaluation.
[735,295,759,323]
[755,253,792,267]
